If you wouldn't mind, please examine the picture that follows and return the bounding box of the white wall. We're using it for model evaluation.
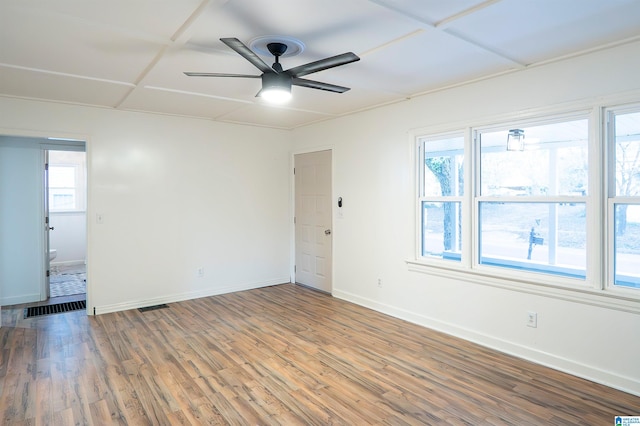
[50,212,86,266]
[0,100,292,314]
[291,40,640,395]
[0,139,45,304]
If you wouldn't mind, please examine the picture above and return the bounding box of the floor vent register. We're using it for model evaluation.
[24,300,86,318]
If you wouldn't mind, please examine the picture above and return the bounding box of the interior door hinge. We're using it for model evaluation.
[45,163,49,171]
[46,270,50,277]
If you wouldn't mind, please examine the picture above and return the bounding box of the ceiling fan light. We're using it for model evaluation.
[261,87,292,103]
[261,73,292,104]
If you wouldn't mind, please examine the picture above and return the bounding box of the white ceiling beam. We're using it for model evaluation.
[170,0,221,44]
[434,0,504,29]
[358,29,425,58]
[114,0,216,109]
[366,0,526,67]
[0,63,135,88]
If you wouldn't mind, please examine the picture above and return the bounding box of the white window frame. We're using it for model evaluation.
[417,131,468,266]
[49,163,84,212]
[410,104,640,309]
[605,103,640,294]
[472,113,593,290]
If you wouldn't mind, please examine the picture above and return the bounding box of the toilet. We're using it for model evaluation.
[49,249,57,261]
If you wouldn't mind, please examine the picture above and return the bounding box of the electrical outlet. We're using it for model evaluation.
[527,311,538,328]
[377,278,383,288]
[197,267,204,278]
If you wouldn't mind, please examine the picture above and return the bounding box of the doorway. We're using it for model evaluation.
[294,150,332,293]
[47,150,87,301]
[0,135,86,307]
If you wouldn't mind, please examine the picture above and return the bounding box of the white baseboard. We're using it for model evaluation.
[92,277,289,316]
[332,288,640,397]
[51,260,85,267]
[1,293,42,306]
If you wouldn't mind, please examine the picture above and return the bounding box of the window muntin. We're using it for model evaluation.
[419,135,464,261]
[609,109,640,289]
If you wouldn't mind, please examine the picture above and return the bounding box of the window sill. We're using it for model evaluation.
[406,259,640,314]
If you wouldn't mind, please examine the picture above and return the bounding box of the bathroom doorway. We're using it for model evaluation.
[0,136,86,307]
[47,150,87,301]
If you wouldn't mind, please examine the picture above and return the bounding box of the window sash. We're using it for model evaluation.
[418,133,466,262]
[606,106,640,291]
[48,164,82,212]
[477,200,587,279]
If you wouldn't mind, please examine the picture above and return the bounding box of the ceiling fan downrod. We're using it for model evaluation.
[267,42,288,72]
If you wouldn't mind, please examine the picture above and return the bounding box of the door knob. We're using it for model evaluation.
[49,227,54,230]
[325,229,331,235]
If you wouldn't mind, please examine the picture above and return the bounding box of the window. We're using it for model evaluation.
[418,134,464,261]
[477,119,589,279]
[49,165,77,210]
[608,108,640,289]
[48,151,86,212]
[415,106,640,298]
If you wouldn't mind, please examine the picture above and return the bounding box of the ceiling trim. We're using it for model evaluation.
[170,0,214,43]
[359,29,425,58]
[434,0,504,29]
[143,86,255,104]
[113,0,214,109]
[366,0,526,68]
[0,63,135,87]
[114,46,170,108]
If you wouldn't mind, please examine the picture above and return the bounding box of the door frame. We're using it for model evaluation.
[44,149,51,300]
[0,127,90,312]
[290,145,335,292]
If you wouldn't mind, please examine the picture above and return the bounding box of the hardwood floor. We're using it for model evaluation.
[1,283,638,425]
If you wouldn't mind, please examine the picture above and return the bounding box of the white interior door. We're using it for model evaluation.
[295,150,332,292]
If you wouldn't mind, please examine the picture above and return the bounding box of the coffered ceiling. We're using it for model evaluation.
[2,0,640,129]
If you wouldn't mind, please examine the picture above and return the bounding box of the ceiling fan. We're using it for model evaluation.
[184,37,360,103]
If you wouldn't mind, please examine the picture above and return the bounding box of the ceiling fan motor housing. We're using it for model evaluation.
[262,72,292,91]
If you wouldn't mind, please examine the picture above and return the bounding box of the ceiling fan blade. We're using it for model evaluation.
[220,37,275,74]
[184,72,260,78]
[286,52,360,78]
[292,78,350,93]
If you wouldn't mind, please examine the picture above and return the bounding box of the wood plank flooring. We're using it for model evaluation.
[1,283,639,425]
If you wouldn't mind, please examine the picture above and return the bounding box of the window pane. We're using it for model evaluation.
[614,111,640,197]
[479,202,586,279]
[480,119,588,196]
[49,166,76,188]
[422,201,461,261]
[614,204,640,288]
[423,136,464,197]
